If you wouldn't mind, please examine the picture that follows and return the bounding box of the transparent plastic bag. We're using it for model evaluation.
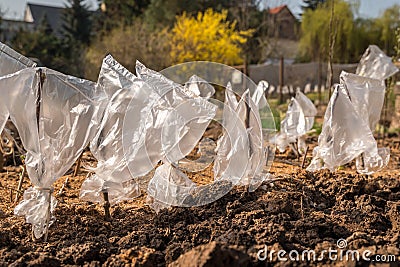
[214,83,266,190]
[126,61,216,172]
[0,43,36,135]
[184,75,215,99]
[0,42,36,77]
[340,71,385,130]
[252,80,269,109]
[213,85,250,184]
[340,71,389,174]
[80,55,158,205]
[128,62,217,210]
[307,84,381,173]
[2,67,104,239]
[356,45,399,81]
[272,91,316,154]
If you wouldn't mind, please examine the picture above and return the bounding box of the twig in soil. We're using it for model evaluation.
[0,182,24,195]
[275,158,300,166]
[14,165,25,203]
[300,196,304,219]
[300,187,305,219]
[301,146,309,169]
[56,176,69,197]
[73,152,83,177]
[102,190,111,221]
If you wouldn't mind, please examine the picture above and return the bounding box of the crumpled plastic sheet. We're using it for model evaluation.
[184,75,215,99]
[340,71,385,131]
[0,42,36,77]
[0,43,36,135]
[123,61,216,177]
[80,55,156,205]
[272,90,317,155]
[213,84,250,184]
[214,82,269,192]
[356,45,399,81]
[0,67,103,239]
[307,76,389,174]
[308,43,398,175]
[128,62,217,211]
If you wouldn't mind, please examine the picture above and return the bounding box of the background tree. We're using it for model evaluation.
[85,19,171,80]
[375,4,400,55]
[227,0,270,65]
[301,0,326,11]
[169,9,253,65]
[63,0,92,45]
[93,0,150,33]
[299,0,353,63]
[62,0,93,77]
[143,0,233,27]
[11,17,65,69]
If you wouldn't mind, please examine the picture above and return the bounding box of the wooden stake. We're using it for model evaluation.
[102,190,111,221]
[301,146,309,169]
[14,165,25,203]
[73,152,83,177]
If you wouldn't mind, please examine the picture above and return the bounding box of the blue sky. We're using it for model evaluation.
[1,0,399,20]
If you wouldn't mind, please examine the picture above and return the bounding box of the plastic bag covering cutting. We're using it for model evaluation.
[131,62,217,208]
[133,61,217,167]
[214,83,266,190]
[0,68,103,239]
[148,86,246,211]
[184,75,215,99]
[214,85,250,184]
[356,45,399,81]
[307,83,386,173]
[340,71,389,173]
[0,43,36,136]
[340,71,385,131]
[0,42,36,77]
[252,80,268,109]
[80,55,158,205]
[273,91,316,154]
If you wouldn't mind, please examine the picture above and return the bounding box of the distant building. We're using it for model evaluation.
[0,19,34,44]
[268,5,298,40]
[24,3,65,38]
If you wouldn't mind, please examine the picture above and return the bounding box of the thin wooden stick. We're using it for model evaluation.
[14,165,25,203]
[56,176,69,197]
[102,190,111,221]
[73,152,83,177]
[301,146,309,169]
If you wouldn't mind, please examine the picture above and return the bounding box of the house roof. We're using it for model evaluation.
[269,5,287,15]
[26,3,64,37]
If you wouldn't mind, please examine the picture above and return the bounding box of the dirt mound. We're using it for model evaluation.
[1,141,400,266]
[169,241,251,267]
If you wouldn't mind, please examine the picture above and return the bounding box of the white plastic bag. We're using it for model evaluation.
[0,43,36,135]
[214,83,267,191]
[184,75,215,99]
[273,90,316,155]
[307,83,382,173]
[129,62,217,210]
[0,42,36,77]
[214,85,250,184]
[1,67,104,239]
[80,55,159,205]
[356,45,399,80]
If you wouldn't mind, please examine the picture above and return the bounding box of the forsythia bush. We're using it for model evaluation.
[170,9,253,65]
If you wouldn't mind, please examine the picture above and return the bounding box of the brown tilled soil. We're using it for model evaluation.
[0,136,400,266]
